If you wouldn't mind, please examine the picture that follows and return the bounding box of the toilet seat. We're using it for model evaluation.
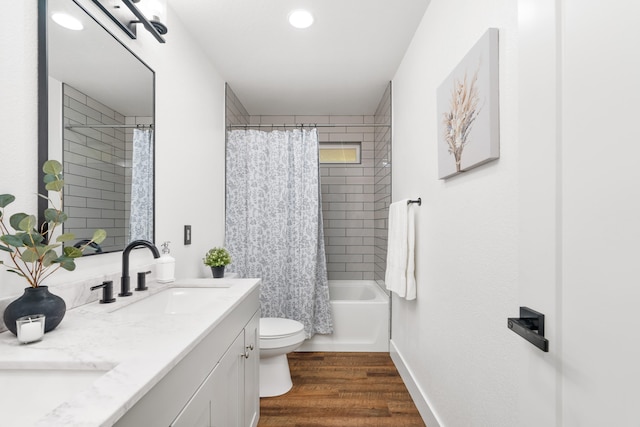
[260,317,304,339]
[259,318,306,350]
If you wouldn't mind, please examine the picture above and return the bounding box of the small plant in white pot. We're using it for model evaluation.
[203,247,231,278]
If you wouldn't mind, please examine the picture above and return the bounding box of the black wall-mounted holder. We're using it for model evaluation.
[508,306,549,352]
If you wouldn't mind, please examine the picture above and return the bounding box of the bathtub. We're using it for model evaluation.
[298,280,390,352]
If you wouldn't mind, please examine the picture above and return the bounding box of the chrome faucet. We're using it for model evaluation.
[120,240,160,297]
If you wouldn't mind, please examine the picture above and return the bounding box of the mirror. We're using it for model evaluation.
[39,0,155,254]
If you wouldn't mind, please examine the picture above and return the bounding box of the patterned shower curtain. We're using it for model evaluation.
[225,128,333,338]
[129,128,154,242]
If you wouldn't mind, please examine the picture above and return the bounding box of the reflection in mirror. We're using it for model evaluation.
[46,0,155,253]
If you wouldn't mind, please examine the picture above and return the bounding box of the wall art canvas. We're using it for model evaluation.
[437,28,499,179]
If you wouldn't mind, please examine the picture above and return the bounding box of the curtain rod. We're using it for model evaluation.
[227,123,390,129]
[65,124,154,129]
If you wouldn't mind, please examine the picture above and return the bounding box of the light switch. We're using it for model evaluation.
[184,225,191,245]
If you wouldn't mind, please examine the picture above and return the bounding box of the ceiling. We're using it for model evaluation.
[170,0,431,116]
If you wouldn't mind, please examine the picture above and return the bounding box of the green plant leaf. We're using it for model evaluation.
[0,194,15,208]
[9,213,28,231]
[18,233,30,246]
[19,232,44,247]
[44,208,68,224]
[35,244,60,257]
[20,248,38,263]
[0,244,13,253]
[44,208,59,222]
[56,233,75,243]
[45,180,65,192]
[18,215,37,232]
[55,256,76,271]
[0,234,24,247]
[92,229,107,244]
[42,249,59,267]
[43,160,62,175]
[63,246,83,258]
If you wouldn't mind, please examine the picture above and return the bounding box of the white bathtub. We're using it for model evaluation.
[298,280,390,352]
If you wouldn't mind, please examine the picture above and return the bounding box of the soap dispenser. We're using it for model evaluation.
[157,241,175,283]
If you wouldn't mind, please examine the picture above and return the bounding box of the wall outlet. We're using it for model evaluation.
[184,225,192,245]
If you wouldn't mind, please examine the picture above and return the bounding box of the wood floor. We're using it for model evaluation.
[258,352,426,427]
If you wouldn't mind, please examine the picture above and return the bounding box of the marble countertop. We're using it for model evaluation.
[0,278,260,427]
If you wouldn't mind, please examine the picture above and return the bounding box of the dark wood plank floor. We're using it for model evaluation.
[258,352,426,427]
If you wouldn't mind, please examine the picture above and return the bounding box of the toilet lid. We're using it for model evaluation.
[260,317,304,339]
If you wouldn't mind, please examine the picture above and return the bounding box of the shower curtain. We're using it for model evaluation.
[225,128,332,338]
[130,128,154,242]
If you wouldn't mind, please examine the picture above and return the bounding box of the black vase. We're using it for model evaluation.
[211,266,225,278]
[3,286,66,335]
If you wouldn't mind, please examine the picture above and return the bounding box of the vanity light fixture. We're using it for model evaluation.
[91,0,167,43]
[288,9,314,29]
[51,12,84,31]
[134,0,168,35]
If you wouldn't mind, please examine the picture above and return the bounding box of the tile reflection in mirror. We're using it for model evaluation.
[46,0,155,253]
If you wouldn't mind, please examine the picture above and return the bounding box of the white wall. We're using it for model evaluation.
[516,0,561,424]
[390,0,519,425]
[0,1,40,297]
[560,1,640,424]
[0,2,226,297]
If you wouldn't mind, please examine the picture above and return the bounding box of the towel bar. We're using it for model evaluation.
[407,198,421,206]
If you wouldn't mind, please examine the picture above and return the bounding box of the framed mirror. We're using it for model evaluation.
[38,0,155,254]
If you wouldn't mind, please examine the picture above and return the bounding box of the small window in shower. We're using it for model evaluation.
[319,142,361,164]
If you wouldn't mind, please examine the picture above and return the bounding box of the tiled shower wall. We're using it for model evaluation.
[374,84,392,284]
[225,84,250,126]
[224,84,391,282]
[63,84,149,252]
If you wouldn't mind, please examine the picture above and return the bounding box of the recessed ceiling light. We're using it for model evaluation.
[51,12,84,31]
[288,9,314,29]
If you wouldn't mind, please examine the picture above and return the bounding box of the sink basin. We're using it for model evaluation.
[0,368,108,426]
[114,287,230,316]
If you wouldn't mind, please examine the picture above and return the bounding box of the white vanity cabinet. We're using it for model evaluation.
[174,311,259,427]
[114,287,260,427]
[173,332,244,427]
[243,311,260,427]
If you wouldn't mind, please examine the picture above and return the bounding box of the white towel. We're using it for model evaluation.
[385,199,416,300]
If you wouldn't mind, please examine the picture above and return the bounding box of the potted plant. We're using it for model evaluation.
[203,247,231,278]
[0,160,106,335]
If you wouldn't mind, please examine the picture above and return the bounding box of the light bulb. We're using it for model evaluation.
[288,10,314,29]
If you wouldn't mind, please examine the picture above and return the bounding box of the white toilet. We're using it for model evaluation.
[259,317,306,397]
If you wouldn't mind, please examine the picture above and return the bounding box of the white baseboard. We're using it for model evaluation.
[390,340,442,427]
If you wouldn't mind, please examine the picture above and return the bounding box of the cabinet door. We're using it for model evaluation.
[170,367,214,427]
[211,332,244,427]
[244,311,260,427]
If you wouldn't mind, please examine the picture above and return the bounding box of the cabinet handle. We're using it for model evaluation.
[241,344,254,358]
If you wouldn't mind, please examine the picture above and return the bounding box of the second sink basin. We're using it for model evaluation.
[114,287,230,316]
